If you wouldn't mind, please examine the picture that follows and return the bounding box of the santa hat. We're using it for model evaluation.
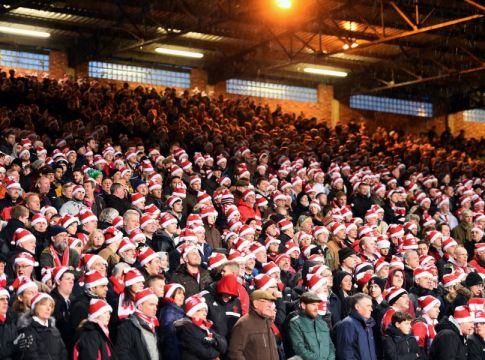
[238,225,255,238]
[88,299,112,321]
[72,185,86,197]
[418,295,440,314]
[374,257,390,273]
[389,256,404,270]
[129,228,146,243]
[31,292,53,312]
[200,206,218,219]
[185,295,208,317]
[131,193,145,206]
[442,237,458,252]
[14,252,38,267]
[164,283,185,300]
[123,268,145,287]
[426,230,442,245]
[180,228,198,243]
[78,209,97,224]
[285,241,300,255]
[453,305,474,323]
[313,226,329,238]
[84,270,109,289]
[4,177,21,190]
[140,215,156,230]
[388,224,404,238]
[442,272,461,288]
[60,214,79,229]
[10,276,38,294]
[254,274,277,290]
[402,235,418,250]
[52,266,70,284]
[208,252,227,270]
[468,298,485,314]
[117,238,136,254]
[112,216,123,229]
[474,310,485,323]
[264,237,281,250]
[0,287,9,299]
[278,219,293,231]
[103,226,123,244]
[413,267,434,281]
[383,286,408,306]
[263,261,280,276]
[475,243,485,254]
[160,213,177,228]
[330,222,345,235]
[12,228,36,246]
[249,242,266,255]
[135,288,159,307]
[80,254,107,271]
[472,227,484,238]
[148,180,162,192]
[166,195,182,208]
[138,247,159,266]
[31,214,48,227]
[377,236,391,249]
[256,195,269,208]
[307,274,327,292]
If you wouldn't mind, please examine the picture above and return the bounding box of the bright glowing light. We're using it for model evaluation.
[155,47,204,59]
[303,67,348,77]
[343,21,357,31]
[351,42,359,48]
[0,26,50,38]
[275,0,292,9]
[343,44,350,50]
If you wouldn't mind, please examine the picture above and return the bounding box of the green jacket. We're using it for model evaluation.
[289,310,336,360]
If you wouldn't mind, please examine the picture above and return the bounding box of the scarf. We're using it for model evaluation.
[0,313,6,324]
[118,293,135,319]
[135,309,159,333]
[271,323,281,339]
[92,318,110,339]
[0,273,6,288]
[50,245,70,267]
[192,317,214,338]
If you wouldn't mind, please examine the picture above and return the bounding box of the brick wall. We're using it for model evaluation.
[49,51,69,79]
[448,112,485,139]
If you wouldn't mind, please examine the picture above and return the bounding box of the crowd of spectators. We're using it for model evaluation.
[0,69,485,360]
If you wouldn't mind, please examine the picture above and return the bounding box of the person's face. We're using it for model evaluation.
[395,294,410,311]
[38,178,50,193]
[73,171,83,184]
[54,168,64,181]
[341,275,353,291]
[253,299,276,319]
[355,298,373,320]
[58,272,74,294]
[337,195,347,207]
[19,287,38,307]
[92,232,104,247]
[405,252,419,269]
[470,283,484,296]
[146,257,162,275]
[97,311,111,326]
[7,187,20,200]
[460,321,475,336]
[191,182,201,192]
[392,271,404,288]
[454,248,468,264]
[377,266,389,279]
[144,222,157,234]
[26,195,41,212]
[368,283,382,299]
[173,201,183,213]
[416,276,433,290]
[0,295,8,314]
[187,251,201,267]
[475,322,485,339]
[0,261,5,275]
[91,259,107,277]
[33,220,48,232]
[6,134,15,145]
[427,303,440,320]
[464,214,474,224]
[417,244,429,256]
[35,299,54,320]
[140,298,158,318]
[363,239,377,254]
[120,249,137,264]
[92,284,108,299]
[174,289,185,307]
[342,256,357,270]
[102,179,112,193]
[16,263,33,278]
[302,302,320,319]
[149,279,165,298]
[396,320,412,335]
[380,248,390,256]
[192,307,208,321]
[359,185,369,196]
[336,229,346,240]
[124,215,139,230]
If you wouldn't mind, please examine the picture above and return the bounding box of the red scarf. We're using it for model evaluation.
[135,309,159,333]
[271,323,281,338]
[191,317,214,338]
[0,274,6,288]
[0,313,6,324]
[50,245,70,267]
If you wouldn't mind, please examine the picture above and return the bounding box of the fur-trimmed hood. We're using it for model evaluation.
[456,284,473,299]
[17,313,56,329]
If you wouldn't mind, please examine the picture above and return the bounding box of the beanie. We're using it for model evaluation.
[465,272,483,288]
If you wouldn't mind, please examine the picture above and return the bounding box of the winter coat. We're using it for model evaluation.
[74,321,115,360]
[429,316,468,360]
[451,222,472,244]
[159,300,185,360]
[0,218,25,252]
[170,264,212,298]
[50,288,74,351]
[39,247,80,275]
[202,281,242,338]
[115,314,158,360]
[288,310,335,360]
[18,315,68,360]
[204,223,222,250]
[104,195,131,216]
[382,325,422,360]
[227,307,279,360]
[237,200,261,223]
[350,193,373,219]
[334,310,378,360]
[70,292,100,335]
[467,333,485,360]
[174,317,228,360]
[0,310,19,360]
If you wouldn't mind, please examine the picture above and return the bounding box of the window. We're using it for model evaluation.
[350,95,433,117]
[463,109,485,123]
[226,79,317,103]
[88,61,191,88]
[0,49,48,71]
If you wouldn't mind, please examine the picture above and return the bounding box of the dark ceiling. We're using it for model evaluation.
[1,0,484,114]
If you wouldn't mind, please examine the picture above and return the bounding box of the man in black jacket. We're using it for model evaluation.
[429,305,474,360]
[467,310,485,360]
[350,183,373,219]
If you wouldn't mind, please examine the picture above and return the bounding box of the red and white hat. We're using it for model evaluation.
[285,241,300,255]
[164,283,185,300]
[117,238,136,254]
[238,225,255,238]
[472,227,484,238]
[180,228,198,243]
[31,214,48,227]
[84,270,109,289]
[374,257,390,273]
[426,230,442,245]
[254,273,277,290]
[12,228,36,246]
[0,287,9,299]
[264,237,280,250]
[14,252,38,267]
[4,177,21,190]
[138,247,160,266]
[402,235,418,250]
[377,235,390,249]
[313,226,329,238]
[475,243,485,253]
[103,226,123,244]
[88,299,112,321]
[200,206,218,219]
[166,195,182,208]
[72,185,86,197]
[52,266,70,284]
[442,272,461,288]
[189,175,201,186]
[148,180,162,192]
[307,274,327,292]
[160,213,177,228]
[390,256,404,270]
[112,216,123,229]
[330,222,346,235]
[442,237,458,252]
[60,214,79,229]
[129,228,146,243]
[31,292,53,312]
[474,310,485,323]
[135,288,159,307]
[207,252,227,270]
[278,219,293,231]
[78,209,97,224]
[413,267,434,281]
[256,195,269,208]
[418,295,440,314]
[453,305,474,323]
[140,214,156,230]
[123,268,145,287]
[10,276,38,294]
[263,261,280,276]
[131,192,146,206]
[185,295,208,317]
[80,254,107,271]
[388,224,404,238]
[468,298,485,314]
[383,286,408,305]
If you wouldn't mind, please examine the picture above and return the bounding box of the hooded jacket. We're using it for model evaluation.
[429,316,468,360]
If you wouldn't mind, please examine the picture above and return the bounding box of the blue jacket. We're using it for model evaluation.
[334,310,378,360]
[159,300,185,360]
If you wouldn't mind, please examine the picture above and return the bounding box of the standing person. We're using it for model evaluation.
[159,283,185,360]
[74,299,115,360]
[429,305,474,360]
[288,292,336,360]
[467,310,485,360]
[17,292,68,360]
[175,294,228,360]
[411,295,440,355]
[115,288,160,360]
[228,289,279,360]
[334,293,378,360]
[382,311,422,360]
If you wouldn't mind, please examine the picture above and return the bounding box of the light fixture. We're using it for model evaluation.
[275,0,292,9]
[154,47,203,59]
[303,67,348,77]
[0,25,50,38]
[342,42,358,50]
